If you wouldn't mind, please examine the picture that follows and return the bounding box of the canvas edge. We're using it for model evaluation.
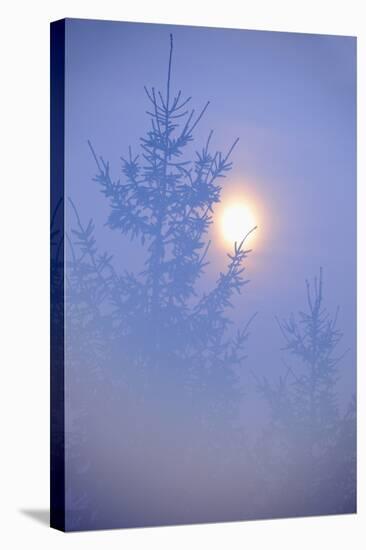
[50,18,66,533]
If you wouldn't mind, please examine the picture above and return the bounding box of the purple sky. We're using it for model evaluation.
[65,18,356,407]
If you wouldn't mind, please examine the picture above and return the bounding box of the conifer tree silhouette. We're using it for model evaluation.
[254,269,356,515]
[271,269,340,454]
[88,34,256,427]
[63,202,117,529]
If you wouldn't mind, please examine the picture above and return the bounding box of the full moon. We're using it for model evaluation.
[220,203,257,247]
